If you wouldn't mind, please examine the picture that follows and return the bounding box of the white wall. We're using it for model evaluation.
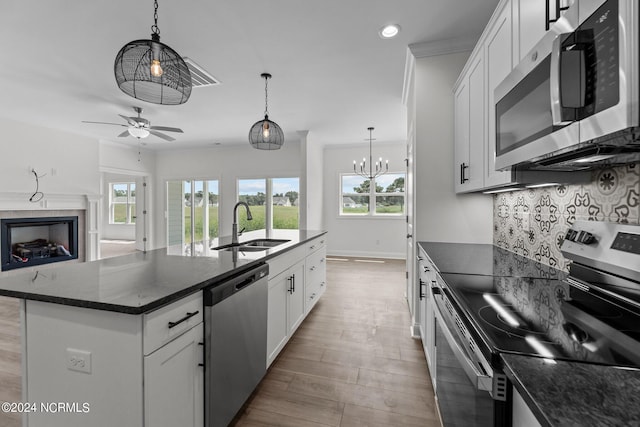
[323,143,406,259]
[99,142,155,248]
[413,52,493,244]
[153,141,302,248]
[303,132,325,231]
[0,117,100,197]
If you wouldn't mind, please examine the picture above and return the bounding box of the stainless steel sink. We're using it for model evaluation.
[212,239,290,252]
[242,239,290,247]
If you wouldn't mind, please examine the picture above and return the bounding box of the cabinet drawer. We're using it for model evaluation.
[144,292,203,355]
[305,236,326,255]
[306,247,326,280]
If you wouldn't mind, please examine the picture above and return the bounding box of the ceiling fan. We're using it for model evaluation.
[82,107,183,142]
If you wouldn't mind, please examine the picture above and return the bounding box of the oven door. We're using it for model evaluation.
[433,286,509,426]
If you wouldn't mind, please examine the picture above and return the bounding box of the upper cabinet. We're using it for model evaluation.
[515,0,576,61]
[454,51,485,192]
[453,0,577,194]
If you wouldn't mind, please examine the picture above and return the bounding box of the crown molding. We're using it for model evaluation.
[408,36,476,59]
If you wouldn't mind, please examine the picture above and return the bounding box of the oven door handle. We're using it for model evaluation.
[433,296,493,393]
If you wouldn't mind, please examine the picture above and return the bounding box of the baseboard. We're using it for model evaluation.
[410,323,421,339]
[327,250,406,260]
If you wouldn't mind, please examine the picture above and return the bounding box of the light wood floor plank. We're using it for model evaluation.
[234,258,440,427]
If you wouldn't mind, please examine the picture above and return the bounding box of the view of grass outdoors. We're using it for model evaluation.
[183,180,219,244]
[111,183,136,224]
[238,178,299,232]
[341,173,405,215]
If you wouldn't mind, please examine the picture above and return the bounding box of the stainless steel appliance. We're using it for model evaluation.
[204,263,269,427]
[425,221,640,426]
[495,0,640,171]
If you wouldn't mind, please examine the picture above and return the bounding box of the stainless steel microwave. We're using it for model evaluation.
[495,0,640,171]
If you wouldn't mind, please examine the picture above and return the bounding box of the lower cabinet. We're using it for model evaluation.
[417,246,437,389]
[267,235,327,367]
[267,259,306,365]
[144,323,204,427]
[23,292,204,427]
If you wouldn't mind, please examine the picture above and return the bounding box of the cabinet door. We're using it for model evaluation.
[516,0,548,61]
[287,261,306,334]
[485,0,514,188]
[144,323,204,427]
[453,81,470,192]
[267,272,289,366]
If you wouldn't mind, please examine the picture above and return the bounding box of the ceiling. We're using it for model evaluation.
[0,0,499,150]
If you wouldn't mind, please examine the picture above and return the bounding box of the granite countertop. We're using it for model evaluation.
[502,353,640,427]
[0,229,326,314]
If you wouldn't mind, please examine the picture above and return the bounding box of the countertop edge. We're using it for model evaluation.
[0,230,328,315]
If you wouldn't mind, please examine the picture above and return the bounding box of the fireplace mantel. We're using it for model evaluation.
[0,192,101,264]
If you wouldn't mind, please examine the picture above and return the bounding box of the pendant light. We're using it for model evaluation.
[249,73,284,150]
[353,127,389,179]
[114,0,192,105]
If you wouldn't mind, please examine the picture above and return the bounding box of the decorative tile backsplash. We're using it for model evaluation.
[493,163,640,271]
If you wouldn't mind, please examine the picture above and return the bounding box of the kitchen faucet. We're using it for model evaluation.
[232,202,253,244]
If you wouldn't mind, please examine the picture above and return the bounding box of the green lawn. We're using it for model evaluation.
[112,204,135,224]
[184,205,299,243]
[342,205,403,214]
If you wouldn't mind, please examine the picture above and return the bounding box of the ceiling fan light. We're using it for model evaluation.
[128,127,150,139]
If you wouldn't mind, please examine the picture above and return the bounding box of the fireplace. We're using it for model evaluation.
[1,216,79,271]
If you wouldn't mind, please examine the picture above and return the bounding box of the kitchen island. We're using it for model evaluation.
[0,229,326,427]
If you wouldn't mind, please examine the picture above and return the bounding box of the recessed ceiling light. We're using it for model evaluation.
[379,24,400,39]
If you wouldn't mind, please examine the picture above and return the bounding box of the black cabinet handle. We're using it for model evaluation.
[287,276,293,294]
[168,311,199,329]
[292,274,296,293]
[460,163,469,184]
[546,0,569,31]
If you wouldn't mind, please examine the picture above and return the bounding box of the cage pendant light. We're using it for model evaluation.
[249,73,284,150]
[114,0,192,105]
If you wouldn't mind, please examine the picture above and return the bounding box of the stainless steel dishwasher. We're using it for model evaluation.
[204,263,269,427]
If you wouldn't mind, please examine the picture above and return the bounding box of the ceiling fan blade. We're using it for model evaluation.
[150,126,183,133]
[117,130,130,138]
[149,130,175,142]
[118,114,138,127]
[81,121,127,127]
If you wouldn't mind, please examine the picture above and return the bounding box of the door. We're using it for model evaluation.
[144,323,204,427]
[267,271,289,366]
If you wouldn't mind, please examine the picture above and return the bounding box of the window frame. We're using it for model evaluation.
[109,182,136,225]
[236,176,300,232]
[339,172,406,217]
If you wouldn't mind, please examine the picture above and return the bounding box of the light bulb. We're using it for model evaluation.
[150,59,163,77]
[262,122,270,139]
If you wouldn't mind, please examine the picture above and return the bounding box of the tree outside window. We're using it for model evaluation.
[340,173,405,216]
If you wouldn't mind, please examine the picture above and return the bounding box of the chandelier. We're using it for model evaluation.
[353,127,388,179]
[114,0,192,105]
[249,73,284,150]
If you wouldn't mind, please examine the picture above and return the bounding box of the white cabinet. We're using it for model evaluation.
[266,235,327,367]
[305,246,326,313]
[454,51,485,193]
[512,388,542,427]
[515,0,576,61]
[144,323,204,427]
[23,292,204,427]
[484,0,515,189]
[417,246,437,388]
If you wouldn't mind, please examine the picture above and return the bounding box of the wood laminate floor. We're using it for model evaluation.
[232,258,440,427]
[0,257,439,427]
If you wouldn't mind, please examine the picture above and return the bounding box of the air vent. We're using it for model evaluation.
[183,57,220,88]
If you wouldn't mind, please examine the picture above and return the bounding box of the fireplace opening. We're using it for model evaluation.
[1,216,79,271]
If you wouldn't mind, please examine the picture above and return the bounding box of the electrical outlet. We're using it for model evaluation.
[66,348,91,374]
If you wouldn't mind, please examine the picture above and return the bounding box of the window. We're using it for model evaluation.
[167,180,219,247]
[340,173,405,216]
[110,183,136,224]
[237,177,299,232]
